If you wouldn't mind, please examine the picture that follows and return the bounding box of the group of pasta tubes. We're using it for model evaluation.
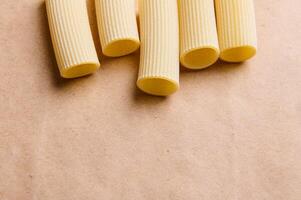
[46,0,257,96]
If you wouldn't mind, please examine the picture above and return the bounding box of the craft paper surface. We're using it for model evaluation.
[0,0,301,200]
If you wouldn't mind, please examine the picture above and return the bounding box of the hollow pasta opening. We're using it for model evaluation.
[137,77,179,96]
[61,63,100,78]
[103,38,140,57]
[220,46,256,62]
[181,47,219,69]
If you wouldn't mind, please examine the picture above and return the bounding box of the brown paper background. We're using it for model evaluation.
[0,0,301,199]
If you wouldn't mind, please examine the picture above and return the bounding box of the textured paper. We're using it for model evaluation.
[179,0,219,69]
[46,0,100,78]
[0,0,301,200]
[215,0,257,62]
[95,0,140,57]
[137,0,179,96]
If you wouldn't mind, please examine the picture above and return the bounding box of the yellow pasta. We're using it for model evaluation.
[95,0,140,57]
[179,0,219,69]
[137,0,179,96]
[215,0,257,62]
[46,0,100,78]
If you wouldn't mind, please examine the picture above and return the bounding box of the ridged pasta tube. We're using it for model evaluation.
[95,0,140,57]
[179,0,219,69]
[137,0,179,96]
[46,0,100,78]
[215,0,257,62]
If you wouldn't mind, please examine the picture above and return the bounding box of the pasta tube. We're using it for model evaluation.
[46,0,100,78]
[137,0,179,96]
[95,0,140,57]
[215,0,257,62]
[179,0,219,69]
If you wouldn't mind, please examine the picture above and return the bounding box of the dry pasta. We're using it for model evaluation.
[46,0,100,78]
[137,0,179,96]
[215,0,257,62]
[95,0,140,57]
[179,0,219,69]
